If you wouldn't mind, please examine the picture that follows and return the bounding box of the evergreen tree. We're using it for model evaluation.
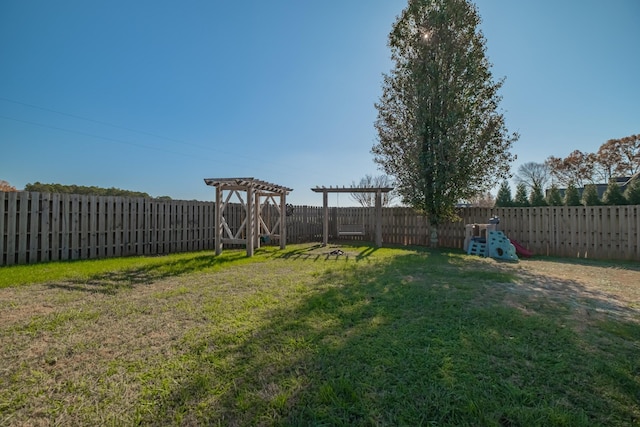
[372,0,517,246]
[529,185,547,206]
[624,177,640,204]
[514,183,529,207]
[494,181,513,207]
[581,184,601,206]
[602,179,627,205]
[546,184,563,206]
[564,182,581,206]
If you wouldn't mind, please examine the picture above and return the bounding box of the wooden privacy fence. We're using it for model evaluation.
[0,192,218,265]
[1,192,640,265]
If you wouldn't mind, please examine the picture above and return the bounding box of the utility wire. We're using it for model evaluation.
[0,96,333,181]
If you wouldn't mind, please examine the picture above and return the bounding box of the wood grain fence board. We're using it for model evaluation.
[17,192,28,264]
[128,198,137,255]
[636,205,640,259]
[49,194,59,261]
[630,205,637,260]
[39,193,50,262]
[144,200,153,255]
[69,195,78,260]
[113,197,122,257]
[0,193,5,265]
[27,193,38,263]
[136,198,144,255]
[5,192,17,265]
[78,195,88,259]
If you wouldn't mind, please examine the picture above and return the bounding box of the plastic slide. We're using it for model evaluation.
[510,239,533,258]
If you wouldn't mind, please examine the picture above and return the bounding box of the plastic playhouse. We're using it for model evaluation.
[464,217,528,261]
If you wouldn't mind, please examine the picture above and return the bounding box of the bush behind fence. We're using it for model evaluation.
[1,191,639,265]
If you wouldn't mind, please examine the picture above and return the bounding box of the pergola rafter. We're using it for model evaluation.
[205,177,292,256]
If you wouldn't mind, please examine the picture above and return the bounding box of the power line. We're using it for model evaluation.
[0,96,334,181]
[0,114,234,165]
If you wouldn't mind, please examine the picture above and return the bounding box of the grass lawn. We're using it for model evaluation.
[0,243,639,426]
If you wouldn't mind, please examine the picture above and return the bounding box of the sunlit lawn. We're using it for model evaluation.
[1,244,638,426]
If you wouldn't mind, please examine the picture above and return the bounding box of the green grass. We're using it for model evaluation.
[0,244,638,426]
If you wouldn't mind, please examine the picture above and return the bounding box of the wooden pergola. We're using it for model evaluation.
[204,177,293,257]
[311,186,394,247]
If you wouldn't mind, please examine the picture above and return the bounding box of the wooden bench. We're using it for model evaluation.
[337,224,365,236]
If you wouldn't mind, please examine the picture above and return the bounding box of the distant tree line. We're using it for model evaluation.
[495,177,640,207]
[546,134,639,187]
[23,182,171,199]
[496,133,640,207]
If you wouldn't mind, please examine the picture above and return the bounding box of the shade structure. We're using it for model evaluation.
[205,178,292,256]
[311,186,394,247]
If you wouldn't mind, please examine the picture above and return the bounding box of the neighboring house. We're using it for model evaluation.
[553,172,640,199]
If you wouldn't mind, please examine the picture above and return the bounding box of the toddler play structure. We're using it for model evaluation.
[464,217,532,261]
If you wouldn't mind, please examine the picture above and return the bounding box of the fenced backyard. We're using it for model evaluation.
[2,195,639,425]
[1,191,640,265]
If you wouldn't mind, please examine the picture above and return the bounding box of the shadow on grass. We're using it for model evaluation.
[47,251,247,295]
[136,249,640,426]
[271,242,383,262]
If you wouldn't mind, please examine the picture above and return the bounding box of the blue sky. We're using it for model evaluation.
[1,1,638,206]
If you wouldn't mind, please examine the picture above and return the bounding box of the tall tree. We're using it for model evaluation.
[514,162,550,191]
[0,180,17,192]
[545,150,595,187]
[607,134,640,177]
[494,180,513,207]
[372,0,517,246]
[350,174,397,207]
[594,139,623,183]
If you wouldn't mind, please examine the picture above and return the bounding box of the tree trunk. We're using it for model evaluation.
[430,226,439,248]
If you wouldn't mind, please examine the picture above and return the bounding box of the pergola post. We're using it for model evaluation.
[254,191,261,250]
[215,185,223,255]
[246,185,254,257]
[375,189,383,247]
[322,190,329,246]
[280,193,287,249]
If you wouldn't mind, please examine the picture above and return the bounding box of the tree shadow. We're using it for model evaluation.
[135,249,640,425]
[46,252,246,295]
[271,243,381,262]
